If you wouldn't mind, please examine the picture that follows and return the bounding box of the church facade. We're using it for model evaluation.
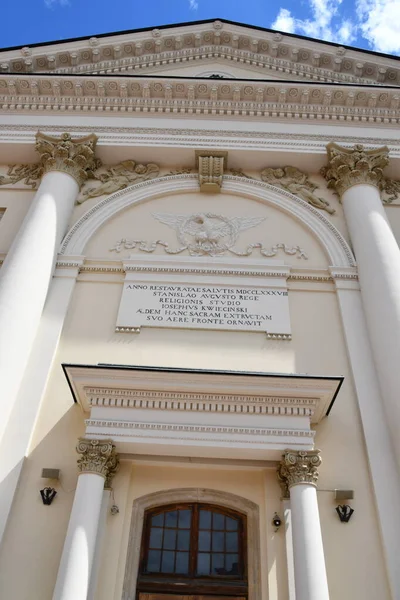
[0,18,400,600]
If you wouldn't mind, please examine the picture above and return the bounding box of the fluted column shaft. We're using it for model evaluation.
[0,133,97,444]
[324,143,400,467]
[278,450,329,600]
[53,439,118,600]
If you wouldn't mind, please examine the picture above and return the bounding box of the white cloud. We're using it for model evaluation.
[271,8,296,33]
[189,0,199,10]
[271,0,357,47]
[271,0,400,54]
[357,0,400,53]
[44,0,70,8]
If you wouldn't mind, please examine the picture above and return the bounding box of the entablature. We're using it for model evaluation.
[0,75,399,128]
[64,363,343,459]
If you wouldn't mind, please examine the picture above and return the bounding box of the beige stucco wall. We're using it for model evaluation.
[0,187,35,253]
[0,182,391,599]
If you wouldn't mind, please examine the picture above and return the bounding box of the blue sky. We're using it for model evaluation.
[2,0,400,56]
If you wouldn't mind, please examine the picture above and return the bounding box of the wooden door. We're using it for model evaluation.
[139,594,246,600]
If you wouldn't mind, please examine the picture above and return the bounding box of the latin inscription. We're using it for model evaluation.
[117,283,291,334]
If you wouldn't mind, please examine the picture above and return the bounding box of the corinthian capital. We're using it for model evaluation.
[36,132,100,188]
[278,449,321,489]
[76,438,119,483]
[322,142,389,197]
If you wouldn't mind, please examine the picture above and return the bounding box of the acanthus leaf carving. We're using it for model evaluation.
[278,449,322,490]
[321,142,390,197]
[0,131,99,190]
[36,131,99,188]
[76,438,119,485]
[261,166,335,214]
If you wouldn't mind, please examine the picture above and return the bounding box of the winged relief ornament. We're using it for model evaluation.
[152,212,265,256]
[109,211,308,259]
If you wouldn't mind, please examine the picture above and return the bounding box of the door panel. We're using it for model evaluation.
[139,594,246,600]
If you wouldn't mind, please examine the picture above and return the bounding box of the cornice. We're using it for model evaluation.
[0,76,399,126]
[83,386,318,416]
[1,126,400,158]
[1,21,399,87]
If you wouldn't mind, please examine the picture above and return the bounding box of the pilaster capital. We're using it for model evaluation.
[76,438,119,484]
[278,449,322,489]
[35,132,100,188]
[322,142,389,197]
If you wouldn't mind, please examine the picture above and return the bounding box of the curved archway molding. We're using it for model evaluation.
[61,174,355,268]
[122,487,261,600]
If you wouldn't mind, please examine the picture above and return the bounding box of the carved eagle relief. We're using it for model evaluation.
[152,212,266,256]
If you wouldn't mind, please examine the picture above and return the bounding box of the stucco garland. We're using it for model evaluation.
[60,174,355,267]
[121,487,261,600]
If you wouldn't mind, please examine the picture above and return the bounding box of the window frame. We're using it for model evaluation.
[138,502,248,593]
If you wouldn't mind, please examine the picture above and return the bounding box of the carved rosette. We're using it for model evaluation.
[76,438,119,485]
[278,449,322,490]
[36,132,100,188]
[322,142,389,197]
[196,150,228,193]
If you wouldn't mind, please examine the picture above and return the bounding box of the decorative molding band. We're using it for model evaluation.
[266,333,292,340]
[2,125,400,157]
[124,265,290,277]
[1,76,399,125]
[288,274,334,282]
[1,21,398,88]
[85,419,315,440]
[84,387,317,415]
[79,265,125,274]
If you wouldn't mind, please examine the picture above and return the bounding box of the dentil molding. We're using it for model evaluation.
[1,20,399,88]
[1,75,399,125]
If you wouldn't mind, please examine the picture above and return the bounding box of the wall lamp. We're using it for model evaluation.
[39,468,60,506]
[334,489,354,523]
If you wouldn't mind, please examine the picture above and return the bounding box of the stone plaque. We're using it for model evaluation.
[116,281,291,337]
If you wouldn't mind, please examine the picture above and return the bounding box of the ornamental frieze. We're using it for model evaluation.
[109,211,308,259]
[1,20,399,87]
[1,77,400,126]
[261,166,335,214]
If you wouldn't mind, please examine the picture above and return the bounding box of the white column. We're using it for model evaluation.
[0,258,83,545]
[0,132,97,446]
[53,439,118,600]
[324,143,400,469]
[87,489,111,600]
[332,273,400,599]
[282,498,296,600]
[279,450,329,600]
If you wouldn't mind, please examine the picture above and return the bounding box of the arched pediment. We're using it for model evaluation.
[61,174,354,268]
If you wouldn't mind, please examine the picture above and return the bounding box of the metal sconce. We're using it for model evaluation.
[336,504,354,522]
[40,487,57,505]
[272,512,282,532]
[334,489,354,522]
[110,504,120,515]
[40,467,60,506]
